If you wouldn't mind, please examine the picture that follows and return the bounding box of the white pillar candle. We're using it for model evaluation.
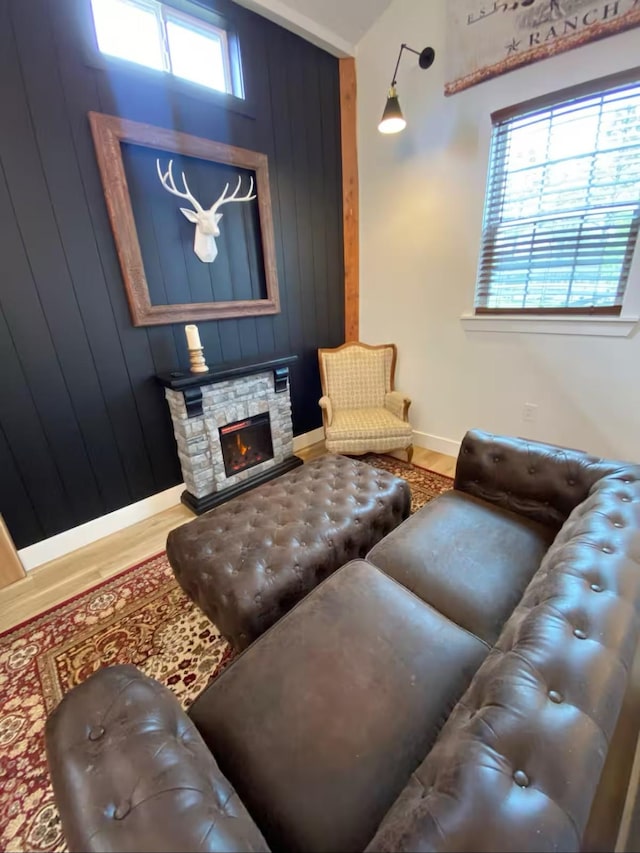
[185,324,202,350]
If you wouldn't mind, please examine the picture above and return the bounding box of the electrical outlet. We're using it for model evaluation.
[523,403,538,423]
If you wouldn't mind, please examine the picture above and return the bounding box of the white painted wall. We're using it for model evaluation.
[357,0,640,460]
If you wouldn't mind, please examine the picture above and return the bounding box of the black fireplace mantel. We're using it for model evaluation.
[156,354,298,392]
[157,354,298,419]
[157,353,302,513]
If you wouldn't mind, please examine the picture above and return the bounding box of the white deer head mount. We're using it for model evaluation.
[156,159,257,263]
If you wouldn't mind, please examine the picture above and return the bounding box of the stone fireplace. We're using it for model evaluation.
[157,356,302,513]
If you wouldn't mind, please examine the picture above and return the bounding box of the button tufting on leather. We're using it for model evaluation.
[548,690,563,704]
[574,628,587,639]
[114,801,131,820]
[88,725,105,741]
[602,545,614,554]
[529,467,536,475]
[591,583,603,593]
[513,770,530,787]
[567,479,576,486]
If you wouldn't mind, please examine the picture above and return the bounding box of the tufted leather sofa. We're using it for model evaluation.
[45,430,640,853]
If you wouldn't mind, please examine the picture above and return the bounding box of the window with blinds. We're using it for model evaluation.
[475,74,640,314]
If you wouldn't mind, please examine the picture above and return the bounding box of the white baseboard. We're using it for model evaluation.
[293,426,325,452]
[413,430,461,458]
[18,483,185,573]
[18,428,326,573]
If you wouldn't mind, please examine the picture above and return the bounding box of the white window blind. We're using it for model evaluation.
[476,76,640,314]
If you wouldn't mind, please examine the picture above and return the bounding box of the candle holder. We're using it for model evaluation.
[188,347,209,374]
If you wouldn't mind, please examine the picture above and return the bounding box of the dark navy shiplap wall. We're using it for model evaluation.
[0,0,344,548]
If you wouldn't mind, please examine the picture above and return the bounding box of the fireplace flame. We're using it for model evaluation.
[236,433,250,457]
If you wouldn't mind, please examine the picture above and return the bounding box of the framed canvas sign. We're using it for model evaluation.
[445,0,640,95]
[89,112,280,327]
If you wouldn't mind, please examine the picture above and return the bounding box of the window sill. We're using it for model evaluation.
[460,313,639,338]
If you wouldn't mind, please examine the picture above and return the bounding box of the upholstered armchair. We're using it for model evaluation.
[318,342,413,461]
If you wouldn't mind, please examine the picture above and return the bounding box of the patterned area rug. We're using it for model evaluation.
[0,456,452,852]
[363,454,453,513]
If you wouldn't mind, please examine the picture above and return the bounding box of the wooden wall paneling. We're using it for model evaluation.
[0,413,45,549]
[112,147,181,378]
[288,39,325,429]
[0,0,344,547]
[237,318,261,361]
[70,113,166,494]
[0,186,102,530]
[243,203,268,301]
[248,19,285,360]
[339,57,359,342]
[320,58,346,348]
[296,43,333,427]
[121,143,182,307]
[0,422,42,551]
[91,94,182,489]
[264,26,302,359]
[216,319,243,362]
[221,202,260,303]
[0,286,72,543]
[289,40,320,356]
[48,0,178,506]
[146,327,179,376]
[0,515,26,589]
[243,195,275,356]
[49,5,158,501]
[2,3,109,523]
[305,48,331,348]
[220,203,260,359]
[272,31,310,431]
[150,194,194,308]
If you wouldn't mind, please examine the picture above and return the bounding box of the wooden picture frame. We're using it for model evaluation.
[88,111,280,326]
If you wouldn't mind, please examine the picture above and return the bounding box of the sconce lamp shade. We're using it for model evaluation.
[378,87,406,134]
[378,44,435,134]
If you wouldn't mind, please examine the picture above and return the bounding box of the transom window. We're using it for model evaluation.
[90,0,239,96]
[475,74,640,315]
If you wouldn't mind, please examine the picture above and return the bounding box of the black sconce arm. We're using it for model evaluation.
[389,43,436,87]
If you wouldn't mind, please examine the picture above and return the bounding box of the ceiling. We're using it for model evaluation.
[233,0,394,55]
[278,0,392,45]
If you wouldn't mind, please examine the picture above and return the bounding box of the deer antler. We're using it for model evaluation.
[208,175,256,215]
[156,159,203,213]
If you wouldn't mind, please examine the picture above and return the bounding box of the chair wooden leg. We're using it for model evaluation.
[406,445,414,464]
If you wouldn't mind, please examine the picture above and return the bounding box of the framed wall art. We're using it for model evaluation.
[89,111,280,326]
[445,0,640,95]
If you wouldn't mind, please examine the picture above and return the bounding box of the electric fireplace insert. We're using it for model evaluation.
[219,412,274,478]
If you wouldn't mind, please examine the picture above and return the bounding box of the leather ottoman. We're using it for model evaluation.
[166,454,411,650]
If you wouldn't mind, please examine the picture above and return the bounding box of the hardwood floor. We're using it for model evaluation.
[0,443,456,634]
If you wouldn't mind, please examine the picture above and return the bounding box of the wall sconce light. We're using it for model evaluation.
[378,44,435,135]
